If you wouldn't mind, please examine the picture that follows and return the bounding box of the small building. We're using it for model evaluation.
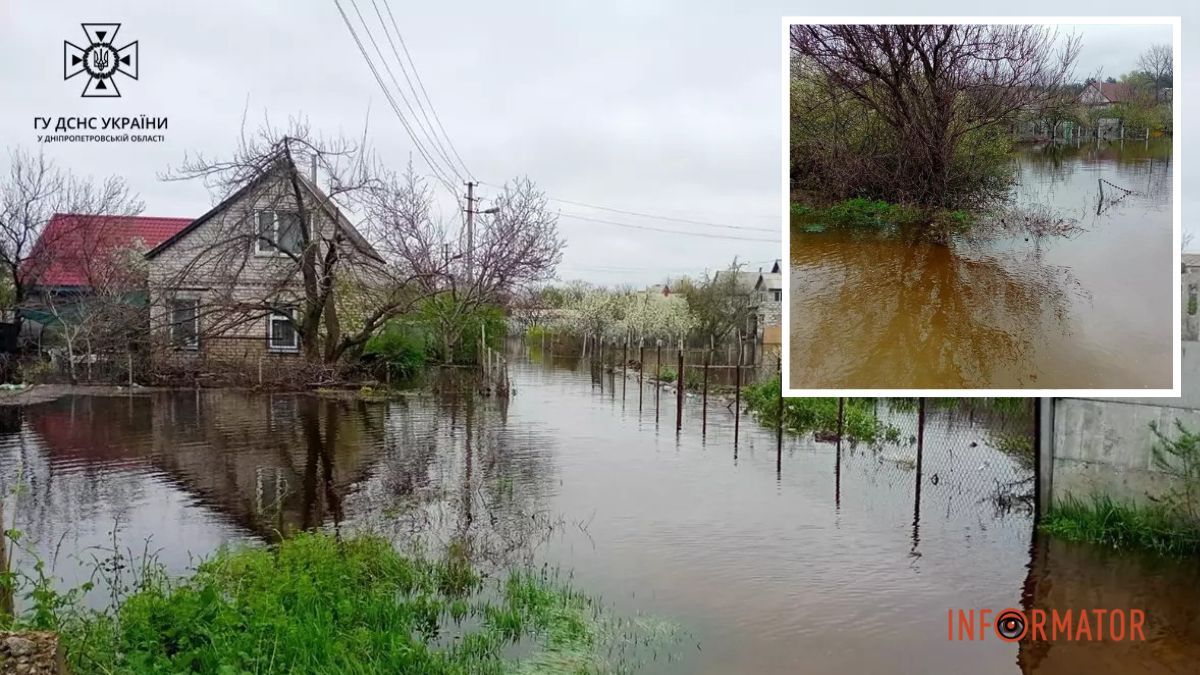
[1079,81,1135,107]
[753,260,783,346]
[20,163,384,372]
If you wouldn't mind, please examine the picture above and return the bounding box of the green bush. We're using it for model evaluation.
[742,377,899,444]
[363,320,430,381]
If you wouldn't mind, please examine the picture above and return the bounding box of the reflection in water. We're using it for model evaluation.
[1019,536,1200,674]
[791,236,1084,388]
[790,139,1173,389]
[1,357,1197,673]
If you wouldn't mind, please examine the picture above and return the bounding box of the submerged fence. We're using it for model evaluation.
[564,343,1039,517]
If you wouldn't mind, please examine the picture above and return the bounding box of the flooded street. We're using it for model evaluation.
[789,139,1174,389]
[3,353,1199,673]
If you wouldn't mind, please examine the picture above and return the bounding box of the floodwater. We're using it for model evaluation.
[790,139,1174,389]
[3,354,1199,674]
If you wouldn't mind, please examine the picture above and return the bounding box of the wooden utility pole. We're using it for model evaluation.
[464,181,477,284]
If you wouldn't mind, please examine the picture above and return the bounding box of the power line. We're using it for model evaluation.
[379,0,474,180]
[334,0,458,192]
[480,181,776,232]
[366,0,464,180]
[556,212,780,243]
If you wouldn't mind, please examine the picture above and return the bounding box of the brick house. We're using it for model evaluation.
[22,165,384,370]
[144,166,385,365]
[753,260,783,346]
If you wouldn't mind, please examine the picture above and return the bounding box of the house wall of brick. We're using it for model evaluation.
[147,171,385,365]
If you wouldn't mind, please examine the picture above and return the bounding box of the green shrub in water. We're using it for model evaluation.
[742,377,899,444]
[4,532,680,674]
[363,319,431,381]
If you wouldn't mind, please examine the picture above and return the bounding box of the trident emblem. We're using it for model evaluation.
[92,49,110,72]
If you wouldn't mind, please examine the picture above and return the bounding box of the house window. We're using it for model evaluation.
[255,210,304,256]
[771,290,782,302]
[170,298,199,349]
[267,309,299,352]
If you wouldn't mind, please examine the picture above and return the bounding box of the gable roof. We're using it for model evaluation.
[23,214,191,288]
[145,166,382,262]
[1085,81,1135,104]
[755,272,782,292]
[713,269,759,292]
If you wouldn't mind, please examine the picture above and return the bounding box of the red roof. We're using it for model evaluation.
[22,213,192,288]
[1090,81,1135,104]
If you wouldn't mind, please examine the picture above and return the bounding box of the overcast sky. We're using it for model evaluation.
[1,2,1194,285]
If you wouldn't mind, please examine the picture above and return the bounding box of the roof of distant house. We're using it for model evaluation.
[713,269,759,291]
[1087,81,1135,104]
[22,214,192,288]
[756,272,782,292]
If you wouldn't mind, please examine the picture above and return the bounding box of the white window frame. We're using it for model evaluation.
[267,308,300,353]
[254,210,305,257]
[170,298,200,350]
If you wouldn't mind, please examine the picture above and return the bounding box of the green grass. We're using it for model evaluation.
[3,532,678,674]
[790,198,924,231]
[790,199,976,237]
[1041,495,1200,556]
[741,377,900,444]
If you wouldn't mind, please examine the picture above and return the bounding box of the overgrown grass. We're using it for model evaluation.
[742,377,900,444]
[790,198,974,238]
[1041,495,1200,556]
[2,532,678,674]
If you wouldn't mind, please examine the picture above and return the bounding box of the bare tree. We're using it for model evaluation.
[675,259,755,348]
[1137,43,1173,102]
[371,165,563,363]
[159,118,430,364]
[0,148,143,322]
[791,24,1080,209]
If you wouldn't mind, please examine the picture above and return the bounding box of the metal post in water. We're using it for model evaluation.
[701,350,710,436]
[913,396,926,552]
[598,338,604,394]
[622,337,628,400]
[837,397,845,450]
[917,397,926,464]
[835,405,843,511]
[675,347,685,432]
[776,356,783,466]
[734,342,742,446]
[638,342,645,411]
[655,342,662,421]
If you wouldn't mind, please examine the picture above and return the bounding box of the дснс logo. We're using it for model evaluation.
[64,23,138,97]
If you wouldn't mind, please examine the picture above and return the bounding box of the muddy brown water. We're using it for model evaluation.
[790,139,1174,389]
[2,353,1198,673]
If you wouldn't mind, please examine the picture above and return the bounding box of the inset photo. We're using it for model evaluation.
[783,18,1179,394]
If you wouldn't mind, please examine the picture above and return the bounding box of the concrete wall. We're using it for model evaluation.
[1047,342,1199,506]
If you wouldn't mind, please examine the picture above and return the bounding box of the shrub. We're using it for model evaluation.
[363,319,431,382]
[742,377,899,444]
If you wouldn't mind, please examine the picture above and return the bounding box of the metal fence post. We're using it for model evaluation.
[702,350,710,436]
[734,342,742,446]
[676,347,684,432]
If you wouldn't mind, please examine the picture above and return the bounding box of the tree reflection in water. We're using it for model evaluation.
[790,232,1086,388]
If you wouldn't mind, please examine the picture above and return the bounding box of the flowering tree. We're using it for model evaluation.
[555,288,697,353]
